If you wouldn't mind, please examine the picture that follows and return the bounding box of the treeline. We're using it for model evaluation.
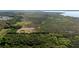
[0,32,79,48]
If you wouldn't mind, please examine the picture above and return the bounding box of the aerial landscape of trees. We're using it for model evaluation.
[0,10,79,48]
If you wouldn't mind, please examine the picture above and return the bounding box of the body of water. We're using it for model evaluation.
[44,10,79,17]
[62,11,79,17]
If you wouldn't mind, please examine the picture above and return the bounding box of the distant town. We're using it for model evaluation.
[0,16,13,20]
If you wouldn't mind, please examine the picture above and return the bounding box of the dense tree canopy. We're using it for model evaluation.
[0,11,79,48]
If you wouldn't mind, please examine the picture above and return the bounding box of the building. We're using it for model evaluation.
[0,16,13,20]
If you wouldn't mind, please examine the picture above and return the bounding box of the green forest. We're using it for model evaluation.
[0,11,79,48]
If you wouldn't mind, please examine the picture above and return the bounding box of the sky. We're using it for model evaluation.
[0,0,79,17]
[0,0,78,10]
